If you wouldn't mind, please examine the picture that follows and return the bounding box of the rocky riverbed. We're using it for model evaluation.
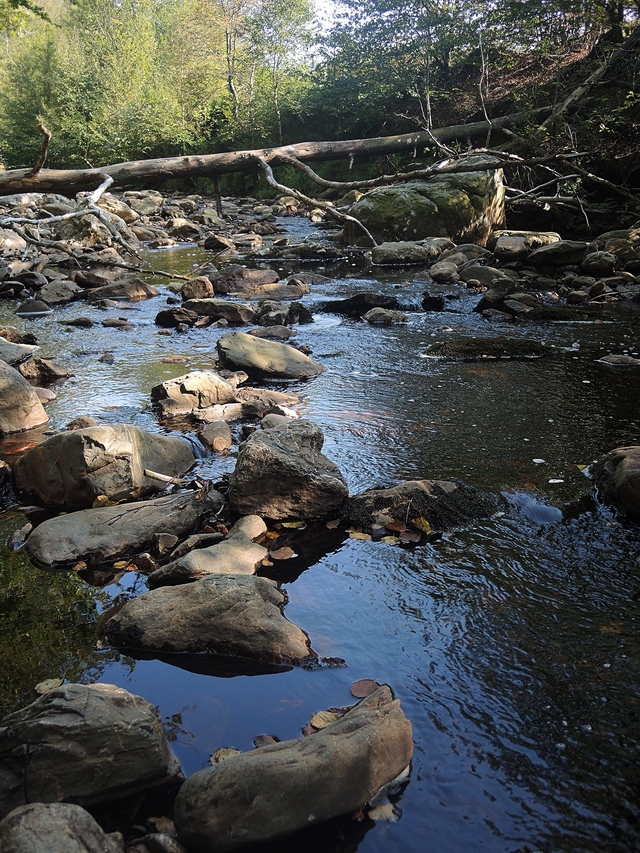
[0,186,639,853]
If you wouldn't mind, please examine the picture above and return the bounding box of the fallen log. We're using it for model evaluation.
[0,107,552,197]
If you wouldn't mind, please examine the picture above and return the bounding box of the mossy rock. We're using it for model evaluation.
[522,306,620,322]
[424,336,551,360]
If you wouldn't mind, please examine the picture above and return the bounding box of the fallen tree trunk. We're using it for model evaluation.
[0,107,552,197]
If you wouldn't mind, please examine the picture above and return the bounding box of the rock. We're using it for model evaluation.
[209,266,279,295]
[65,416,99,430]
[203,234,236,252]
[424,335,550,360]
[38,280,83,305]
[199,420,233,451]
[362,308,410,324]
[102,575,315,665]
[566,290,591,304]
[151,371,238,417]
[181,277,214,300]
[0,337,38,366]
[96,193,139,224]
[472,279,517,313]
[343,163,505,247]
[0,361,48,434]
[343,479,505,532]
[240,282,309,301]
[489,230,560,260]
[322,292,399,317]
[0,229,27,252]
[580,251,617,277]
[591,445,640,521]
[18,358,72,386]
[528,240,587,267]
[155,307,199,328]
[81,277,159,301]
[147,532,267,587]
[25,489,222,567]
[173,685,413,852]
[53,214,113,246]
[421,294,446,311]
[459,265,513,288]
[217,332,325,379]
[0,802,125,853]
[15,300,52,317]
[166,218,201,240]
[228,420,348,519]
[34,387,56,404]
[122,190,164,216]
[13,425,196,510]
[0,683,182,818]
[371,242,429,265]
[429,261,459,282]
[248,325,296,340]
[182,299,256,325]
[597,353,640,366]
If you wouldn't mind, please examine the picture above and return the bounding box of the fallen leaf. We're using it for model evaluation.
[309,709,344,729]
[113,560,129,569]
[412,517,432,534]
[210,747,241,764]
[71,561,87,572]
[385,520,407,533]
[381,535,400,545]
[260,558,274,567]
[368,803,397,822]
[350,531,371,541]
[282,520,307,529]
[351,679,380,698]
[265,531,280,539]
[301,725,315,736]
[577,464,587,470]
[400,531,421,543]
[35,678,63,695]
[325,519,340,529]
[269,546,297,560]
[254,734,279,748]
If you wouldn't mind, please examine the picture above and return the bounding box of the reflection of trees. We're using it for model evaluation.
[0,518,122,718]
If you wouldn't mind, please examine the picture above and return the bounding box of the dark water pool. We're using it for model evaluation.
[1,226,639,852]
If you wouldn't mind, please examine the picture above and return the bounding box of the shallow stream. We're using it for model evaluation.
[1,219,640,853]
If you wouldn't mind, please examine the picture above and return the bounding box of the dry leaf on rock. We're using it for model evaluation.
[301,725,315,736]
[325,519,340,529]
[269,546,297,560]
[385,520,407,533]
[282,520,306,529]
[412,517,432,533]
[35,677,63,695]
[254,734,279,748]
[71,561,87,572]
[400,531,421,543]
[350,531,371,541]
[381,535,400,545]
[309,709,344,729]
[210,747,241,764]
[350,679,380,698]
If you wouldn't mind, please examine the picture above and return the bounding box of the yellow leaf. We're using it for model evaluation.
[350,531,371,541]
[265,531,280,539]
[577,464,587,470]
[71,561,86,572]
[412,517,432,534]
[282,520,306,529]
[381,535,400,545]
[113,560,129,569]
[309,709,344,729]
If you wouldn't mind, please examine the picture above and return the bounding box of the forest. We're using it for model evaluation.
[0,0,638,199]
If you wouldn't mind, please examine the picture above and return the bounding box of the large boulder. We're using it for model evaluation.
[174,685,413,852]
[13,425,195,510]
[0,803,125,853]
[102,575,315,666]
[343,165,505,247]
[217,332,325,379]
[591,446,640,521]
[229,420,348,519]
[343,479,504,532]
[0,337,38,366]
[150,370,238,417]
[0,683,182,819]
[25,489,222,567]
[0,361,48,434]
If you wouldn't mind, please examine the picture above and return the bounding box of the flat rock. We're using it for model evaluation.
[81,277,159,301]
[228,419,348,519]
[240,282,308,301]
[13,425,195,509]
[174,685,413,852]
[102,575,315,665]
[182,299,256,325]
[147,533,267,587]
[0,802,125,853]
[0,337,38,366]
[424,336,550,360]
[528,240,587,267]
[362,308,410,324]
[38,280,83,305]
[25,489,222,567]
[322,292,398,317]
[343,479,505,532]
[0,361,48,434]
[0,683,182,818]
[591,445,640,521]
[209,266,279,295]
[217,332,325,379]
[371,241,428,265]
[151,370,238,417]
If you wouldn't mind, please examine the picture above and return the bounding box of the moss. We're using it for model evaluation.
[424,336,551,360]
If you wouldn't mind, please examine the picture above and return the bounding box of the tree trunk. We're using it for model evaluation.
[0,107,552,197]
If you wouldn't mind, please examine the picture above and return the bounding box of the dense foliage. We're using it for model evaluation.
[0,0,637,169]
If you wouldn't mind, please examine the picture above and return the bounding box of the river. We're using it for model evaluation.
[1,219,639,853]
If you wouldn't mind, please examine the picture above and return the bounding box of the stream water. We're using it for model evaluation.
[1,218,639,853]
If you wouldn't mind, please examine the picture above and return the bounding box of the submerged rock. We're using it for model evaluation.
[591,445,640,521]
[150,370,238,417]
[217,332,325,379]
[343,479,504,532]
[0,683,182,818]
[0,361,48,435]
[13,425,195,510]
[423,336,550,360]
[0,802,125,853]
[322,292,399,317]
[228,420,348,520]
[103,575,315,665]
[25,489,222,566]
[173,685,413,852]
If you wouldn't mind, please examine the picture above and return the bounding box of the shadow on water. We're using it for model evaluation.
[0,226,639,851]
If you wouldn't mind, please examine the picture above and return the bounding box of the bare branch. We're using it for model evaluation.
[29,123,51,178]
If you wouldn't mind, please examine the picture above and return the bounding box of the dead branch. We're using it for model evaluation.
[29,123,51,178]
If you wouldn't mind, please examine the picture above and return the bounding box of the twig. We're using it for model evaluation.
[29,123,52,177]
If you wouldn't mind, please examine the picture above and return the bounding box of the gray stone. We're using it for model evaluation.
[371,242,428,265]
[38,280,83,305]
[147,532,267,587]
[228,420,348,520]
[429,261,459,282]
[151,370,238,417]
[580,251,618,277]
[174,685,413,852]
[25,489,222,567]
[122,190,164,216]
[209,266,279,295]
[591,445,640,521]
[81,277,159,301]
[13,425,195,509]
[181,277,214,301]
[0,337,38,366]
[362,308,410,324]
[0,683,182,818]
[528,240,587,267]
[459,265,513,287]
[96,193,139,224]
[199,420,233,451]
[0,361,48,434]
[166,218,201,240]
[17,358,71,387]
[248,325,296,340]
[217,332,325,379]
[240,282,308,301]
[182,299,255,325]
[0,803,125,853]
[489,230,560,259]
[103,575,315,665]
